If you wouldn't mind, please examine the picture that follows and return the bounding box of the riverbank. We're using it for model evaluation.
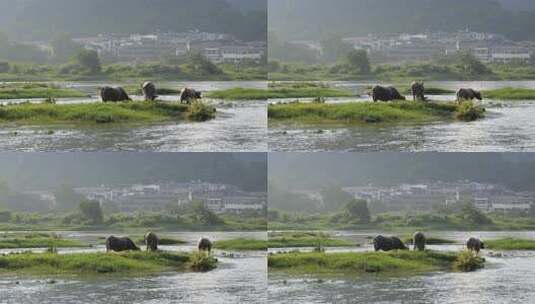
[214,238,268,251]
[0,101,216,124]
[268,101,485,124]
[268,250,484,276]
[204,84,353,100]
[483,88,535,100]
[0,251,217,276]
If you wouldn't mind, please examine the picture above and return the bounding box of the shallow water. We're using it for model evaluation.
[0,231,267,304]
[268,230,535,304]
[0,81,267,152]
[269,81,535,152]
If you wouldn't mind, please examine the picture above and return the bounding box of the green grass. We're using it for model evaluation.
[268,101,483,124]
[0,251,217,275]
[483,88,535,100]
[268,232,354,248]
[403,236,456,245]
[485,238,535,250]
[0,100,215,124]
[0,83,87,99]
[213,238,267,251]
[400,87,455,95]
[453,250,485,272]
[0,234,89,249]
[268,250,478,276]
[206,88,268,100]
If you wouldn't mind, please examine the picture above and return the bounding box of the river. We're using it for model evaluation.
[268,230,535,304]
[0,231,267,304]
[269,81,535,152]
[0,81,267,152]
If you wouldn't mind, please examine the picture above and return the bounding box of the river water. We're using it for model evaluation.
[0,231,267,304]
[0,81,267,152]
[268,230,535,304]
[269,81,535,152]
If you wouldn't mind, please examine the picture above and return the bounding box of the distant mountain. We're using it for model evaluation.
[269,0,535,41]
[0,0,266,41]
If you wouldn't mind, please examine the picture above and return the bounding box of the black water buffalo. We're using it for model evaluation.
[466,237,485,253]
[197,237,213,254]
[457,88,482,102]
[106,236,140,252]
[179,87,202,104]
[142,81,157,101]
[373,235,408,251]
[371,85,406,102]
[413,231,426,251]
[411,81,426,101]
[100,86,131,102]
[144,231,159,252]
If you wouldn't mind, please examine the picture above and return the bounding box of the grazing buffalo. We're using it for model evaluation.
[371,85,406,102]
[457,88,482,102]
[466,237,485,253]
[197,237,213,254]
[413,231,426,251]
[142,81,157,101]
[144,231,159,252]
[179,88,202,104]
[373,235,408,252]
[100,86,131,102]
[106,236,140,252]
[411,81,426,101]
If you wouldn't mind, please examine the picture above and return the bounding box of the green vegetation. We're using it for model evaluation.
[268,232,354,248]
[0,251,217,275]
[485,238,535,250]
[453,250,485,272]
[0,101,215,124]
[206,88,268,100]
[0,83,87,99]
[483,88,535,100]
[0,233,89,249]
[268,250,482,276]
[269,101,484,125]
[400,87,455,95]
[214,238,267,251]
[403,236,456,245]
[204,83,353,100]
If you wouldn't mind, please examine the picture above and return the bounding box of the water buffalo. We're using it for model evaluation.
[142,81,157,101]
[411,81,426,101]
[371,85,406,102]
[457,88,482,102]
[100,86,131,102]
[197,237,212,254]
[413,231,426,251]
[144,231,159,252]
[179,88,202,104]
[106,236,140,252]
[373,235,408,251]
[466,237,485,253]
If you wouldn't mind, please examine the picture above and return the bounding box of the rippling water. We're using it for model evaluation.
[268,230,535,304]
[0,231,267,304]
[0,81,267,152]
[269,81,535,152]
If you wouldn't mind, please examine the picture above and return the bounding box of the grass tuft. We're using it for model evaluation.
[453,250,485,272]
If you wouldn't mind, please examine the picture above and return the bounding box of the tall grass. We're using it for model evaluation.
[213,239,267,251]
[453,250,485,272]
[485,238,535,250]
[0,83,87,99]
[268,232,354,248]
[483,88,535,100]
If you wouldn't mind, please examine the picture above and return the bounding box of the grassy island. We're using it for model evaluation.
[0,233,89,249]
[269,101,485,124]
[0,251,217,275]
[483,88,535,100]
[0,83,87,99]
[268,250,484,276]
[268,232,354,248]
[485,238,535,250]
[0,100,216,124]
[214,238,268,251]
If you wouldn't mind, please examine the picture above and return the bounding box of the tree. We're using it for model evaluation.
[76,49,101,73]
[54,184,85,211]
[79,200,103,224]
[320,36,353,63]
[346,49,371,74]
[456,52,492,76]
[344,199,371,224]
[190,201,224,225]
[186,52,223,75]
[461,202,492,225]
[320,186,354,212]
[51,34,82,62]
